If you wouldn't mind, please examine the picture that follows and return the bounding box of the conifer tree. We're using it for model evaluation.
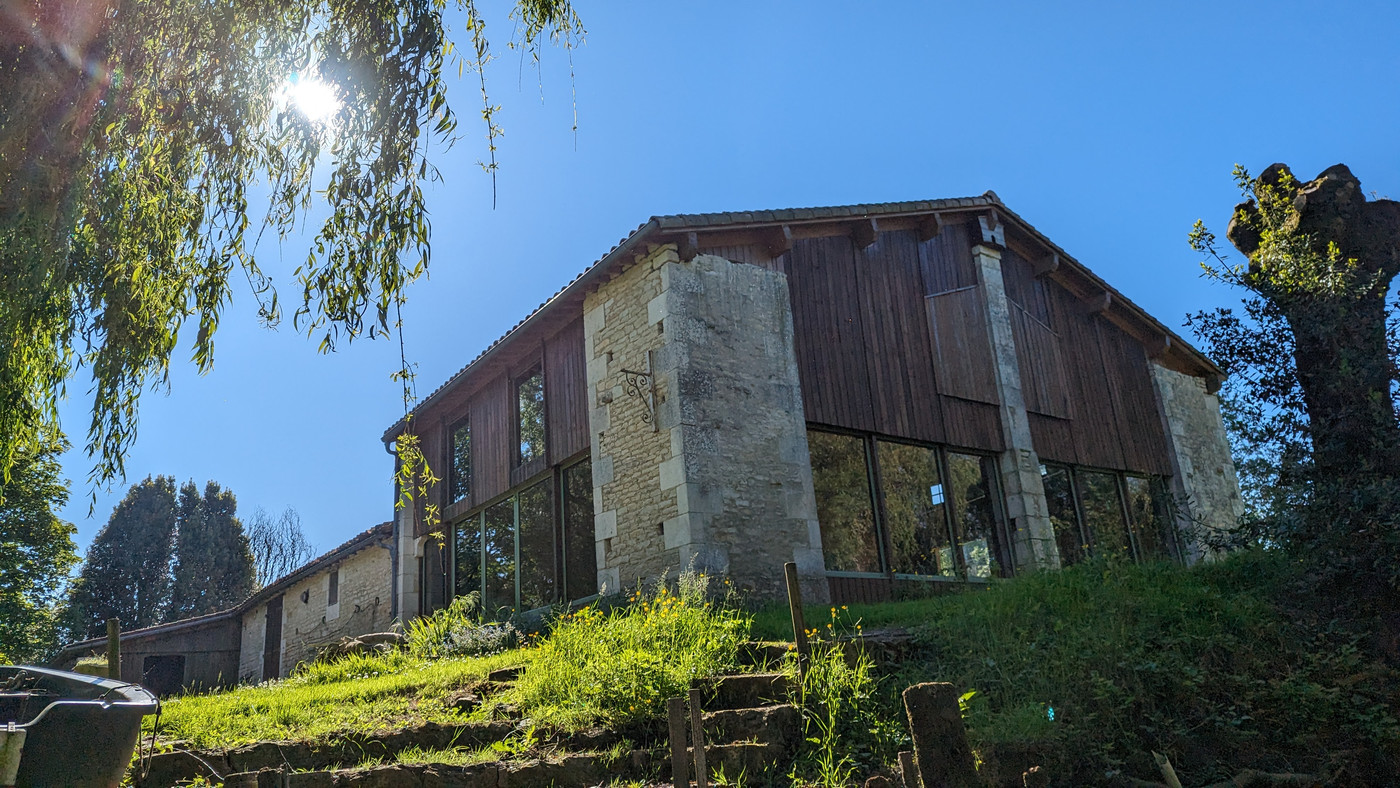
[168,481,256,619]
[66,476,178,638]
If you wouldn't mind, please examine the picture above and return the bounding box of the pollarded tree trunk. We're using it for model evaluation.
[1227,164,1400,493]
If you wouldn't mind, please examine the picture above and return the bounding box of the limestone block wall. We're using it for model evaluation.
[1150,363,1244,561]
[237,541,393,682]
[276,543,392,676]
[583,247,827,601]
[583,246,681,594]
[237,608,267,683]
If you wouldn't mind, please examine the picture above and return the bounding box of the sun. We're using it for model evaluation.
[282,74,341,125]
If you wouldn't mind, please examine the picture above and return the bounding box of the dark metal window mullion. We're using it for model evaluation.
[864,435,893,576]
[1069,468,1091,558]
[936,448,964,580]
[984,454,1016,578]
[1116,472,1140,562]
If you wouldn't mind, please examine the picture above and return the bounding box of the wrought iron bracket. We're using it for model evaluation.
[620,351,658,431]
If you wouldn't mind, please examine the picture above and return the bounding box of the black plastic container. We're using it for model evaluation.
[0,665,157,788]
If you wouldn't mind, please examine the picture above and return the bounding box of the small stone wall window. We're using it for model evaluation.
[517,366,545,465]
[328,568,339,606]
[449,419,472,504]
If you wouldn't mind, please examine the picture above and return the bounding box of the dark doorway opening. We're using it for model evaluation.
[263,594,284,681]
[141,655,186,697]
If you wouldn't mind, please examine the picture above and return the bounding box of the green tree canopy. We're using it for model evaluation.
[169,480,256,619]
[67,475,178,637]
[0,0,582,490]
[0,435,78,662]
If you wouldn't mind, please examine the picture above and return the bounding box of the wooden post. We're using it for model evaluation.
[902,682,979,788]
[783,562,810,677]
[687,688,707,788]
[105,618,121,681]
[668,696,689,788]
[898,750,920,788]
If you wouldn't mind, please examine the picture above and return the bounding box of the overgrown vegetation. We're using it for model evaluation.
[508,571,751,729]
[148,651,522,749]
[405,592,519,660]
[759,553,1399,785]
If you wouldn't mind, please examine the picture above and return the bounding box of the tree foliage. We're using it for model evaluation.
[1190,163,1400,590]
[245,505,316,587]
[169,480,257,619]
[0,0,583,491]
[67,475,179,637]
[0,435,78,663]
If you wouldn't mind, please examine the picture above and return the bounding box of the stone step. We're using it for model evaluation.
[221,752,605,788]
[693,672,794,710]
[675,742,788,786]
[702,704,801,754]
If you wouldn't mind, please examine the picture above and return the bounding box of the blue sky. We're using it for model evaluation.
[58,1,1400,554]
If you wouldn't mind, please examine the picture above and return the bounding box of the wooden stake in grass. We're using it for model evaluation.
[898,750,921,788]
[1152,751,1183,788]
[106,618,120,681]
[688,687,708,788]
[783,562,810,677]
[668,696,689,788]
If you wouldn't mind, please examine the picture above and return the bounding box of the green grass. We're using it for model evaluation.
[507,570,751,729]
[149,650,525,749]
[761,552,1400,785]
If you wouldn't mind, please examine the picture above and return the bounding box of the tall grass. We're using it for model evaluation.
[511,571,750,729]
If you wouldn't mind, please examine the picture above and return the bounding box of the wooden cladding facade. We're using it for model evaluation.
[702,217,1169,474]
[412,317,589,535]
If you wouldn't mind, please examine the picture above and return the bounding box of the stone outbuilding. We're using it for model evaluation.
[386,195,1244,618]
[55,522,392,693]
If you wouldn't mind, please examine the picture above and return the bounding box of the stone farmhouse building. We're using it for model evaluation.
[387,195,1243,619]
[55,523,391,693]
[55,194,1243,692]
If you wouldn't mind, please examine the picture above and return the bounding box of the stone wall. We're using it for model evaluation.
[583,246,681,594]
[583,248,827,601]
[238,539,393,682]
[1150,363,1244,561]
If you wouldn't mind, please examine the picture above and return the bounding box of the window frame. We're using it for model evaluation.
[1039,462,1180,566]
[447,417,472,508]
[514,361,547,470]
[808,426,1013,583]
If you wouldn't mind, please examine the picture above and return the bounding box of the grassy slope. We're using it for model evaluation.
[757,551,1399,785]
[150,650,524,749]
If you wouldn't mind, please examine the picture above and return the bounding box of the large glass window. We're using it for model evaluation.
[482,499,516,619]
[947,452,1006,579]
[1078,470,1131,560]
[878,441,955,577]
[449,420,471,504]
[562,460,597,601]
[1125,475,1173,561]
[1041,463,1085,566]
[808,431,881,573]
[808,429,1009,580]
[517,480,555,611]
[517,367,545,465]
[454,514,481,602]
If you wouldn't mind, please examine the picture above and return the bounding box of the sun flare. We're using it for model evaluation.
[282,74,341,125]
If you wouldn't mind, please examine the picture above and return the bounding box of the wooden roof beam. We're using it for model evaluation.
[1087,290,1112,315]
[851,218,879,250]
[916,213,944,241]
[1146,333,1172,359]
[1033,251,1060,277]
[677,231,700,262]
[766,224,794,258]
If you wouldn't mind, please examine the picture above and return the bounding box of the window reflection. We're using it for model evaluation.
[482,499,516,619]
[947,452,1003,579]
[1041,463,1084,566]
[878,441,955,577]
[517,368,545,464]
[450,420,471,504]
[808,431,881,573]
[1078,470,1130,560]
[563,460,597,602]
[517,480,555,611]
[1125,475,1172,560]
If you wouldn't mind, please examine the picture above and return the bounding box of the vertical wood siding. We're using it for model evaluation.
[545,318,590,463]
[470,375,512,504]
[787,236,878,433]
[855,230,945,444]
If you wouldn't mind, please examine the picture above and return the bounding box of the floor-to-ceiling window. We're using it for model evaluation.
[453,458,595,618]
[809,428,1013,580]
